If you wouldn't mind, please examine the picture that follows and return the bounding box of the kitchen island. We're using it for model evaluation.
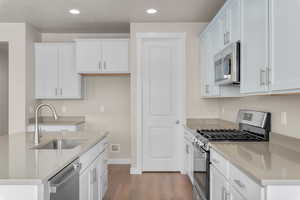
[0,130,109,200]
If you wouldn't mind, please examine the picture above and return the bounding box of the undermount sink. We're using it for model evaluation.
[32,139,84,150]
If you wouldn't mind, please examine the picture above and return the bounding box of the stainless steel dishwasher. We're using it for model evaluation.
[48,159,81,200]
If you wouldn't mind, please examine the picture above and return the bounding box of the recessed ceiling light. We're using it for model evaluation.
[69,9,80,15]
[146,8,158,14]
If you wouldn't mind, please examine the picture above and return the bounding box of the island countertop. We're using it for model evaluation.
[186,118,300,186]
[0,130,108,185]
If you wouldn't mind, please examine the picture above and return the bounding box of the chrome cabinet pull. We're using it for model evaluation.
[260,69,266,86]
[99,61,102,71]
[234,179,246,189]
[103,61,107,70]
[222,187,226,200]
[205,84,210,94]
[186,144,189,154]
[267,67,272,85]
[55,88,58,96]
[60,88,63,96]
[212,158,220,164]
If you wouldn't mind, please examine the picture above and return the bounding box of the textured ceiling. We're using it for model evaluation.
[0,0,224,33]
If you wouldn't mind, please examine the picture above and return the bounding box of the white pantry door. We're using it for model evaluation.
[142,38,183,171]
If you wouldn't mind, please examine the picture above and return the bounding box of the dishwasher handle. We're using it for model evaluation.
[49,161,82,194]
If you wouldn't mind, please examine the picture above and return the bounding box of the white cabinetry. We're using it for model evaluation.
[80,137,108,200]
[199,0,241,98]
[200,29,220,97]
[35,43,82,99]
[76,39,129,74]
[269,0,300,93]
[210,149,264,200]
[210,166,230,200]
[240,0,269,94]
[184,130,194,183]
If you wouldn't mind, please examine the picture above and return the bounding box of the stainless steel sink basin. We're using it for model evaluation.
[32,139,84,150]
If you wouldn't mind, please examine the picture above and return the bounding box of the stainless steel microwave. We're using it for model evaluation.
[214,42,240,85]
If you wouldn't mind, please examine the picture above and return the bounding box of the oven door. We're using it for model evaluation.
[193,144,210,200]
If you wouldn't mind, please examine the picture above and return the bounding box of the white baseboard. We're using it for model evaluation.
[130,167,142,174]
[107,158,131,165]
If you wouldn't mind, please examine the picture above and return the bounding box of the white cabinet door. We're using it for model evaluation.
[210,166,229,200]
[270,0,300,92]
[206,28,220,97]
[228,0,241,43]
[240,0,269,94]
[76,40,102,73]
[35,43,82,99]
[80,164,93,200]
[102,40,129,73]
[59,43,82,98]
[35,44,59,99]
[230,186,246,200]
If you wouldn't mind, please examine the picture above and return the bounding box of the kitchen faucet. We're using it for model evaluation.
[34,104,58,145]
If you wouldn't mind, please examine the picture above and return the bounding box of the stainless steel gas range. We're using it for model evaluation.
[192,110,271,200]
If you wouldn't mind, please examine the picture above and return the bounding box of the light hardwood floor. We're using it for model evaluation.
[104,165,193,200]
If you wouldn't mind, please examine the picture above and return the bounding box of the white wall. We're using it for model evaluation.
[40,33,131,161]
[130,22,220,169]
[0,23,41,133]
[0,44,8,134]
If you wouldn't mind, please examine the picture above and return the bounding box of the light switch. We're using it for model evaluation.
[100,106,105,113]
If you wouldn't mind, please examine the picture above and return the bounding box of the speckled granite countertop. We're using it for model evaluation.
[0,130,108,185]
[186,118,300,186]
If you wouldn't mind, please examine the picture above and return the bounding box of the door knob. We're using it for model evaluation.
[176,120,180,124]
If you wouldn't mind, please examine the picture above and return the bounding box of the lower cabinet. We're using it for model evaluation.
[184,130,194,183]
[79,138,108,200]
[210,165,246,200]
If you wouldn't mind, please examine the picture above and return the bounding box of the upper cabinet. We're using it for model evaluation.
[35,43,82,99]
[240,0,269,94]
[269,0,300,93]
[202,0,300,97]
[200,0,241,98]
[76,39,129,74]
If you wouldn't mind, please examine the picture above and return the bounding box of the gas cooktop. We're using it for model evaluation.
[196,129,266,141]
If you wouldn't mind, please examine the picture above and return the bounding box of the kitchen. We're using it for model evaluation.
[0,0,300,200]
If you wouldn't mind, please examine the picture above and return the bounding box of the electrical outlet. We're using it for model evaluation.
[111,144,120,152]
[61,106,67,113]
[221,107,225,115]
[281,112,287,126]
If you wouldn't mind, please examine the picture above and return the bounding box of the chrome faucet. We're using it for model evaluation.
[34,104,58,145]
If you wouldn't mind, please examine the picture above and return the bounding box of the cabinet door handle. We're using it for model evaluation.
[60,88,63,96]
[99,61,102,71]
[222,186,226,200]
[103,61,107,70]
[260,69,266,86]
[234,179,246,189]
[212,158,220,164]
[205,84,210,94]
[55,88,58,96]
[186,145,189,154]
[267,67,272,85]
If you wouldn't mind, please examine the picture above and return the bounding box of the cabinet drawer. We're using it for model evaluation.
[210,149,229,178]
[80,137,108,173]
[229,164,262,200]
